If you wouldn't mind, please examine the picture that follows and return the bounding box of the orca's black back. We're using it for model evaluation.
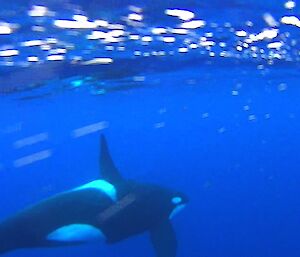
[0,189,113,253]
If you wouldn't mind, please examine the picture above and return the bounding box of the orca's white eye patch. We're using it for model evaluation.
[171,196,182,205]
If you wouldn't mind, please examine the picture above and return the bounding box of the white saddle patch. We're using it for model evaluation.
[73,179,117,202]
[47,224,106,242]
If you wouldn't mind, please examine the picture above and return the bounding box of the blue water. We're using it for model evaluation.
[1,0,300,257]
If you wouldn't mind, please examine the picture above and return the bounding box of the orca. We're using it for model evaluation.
[0,135,188,256]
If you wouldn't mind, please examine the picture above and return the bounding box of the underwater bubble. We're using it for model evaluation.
[27,56,39,62]
[278,83,288,91]
[202,113,209,119]
[178,47,189,53]
[31,25,46,32]
[154,122,165,129]
[236,46,243,52]
[82,58,113,65]
[284,1,296,9]
[162,36,176,43]
[267,42,283,49]
[235,30,247,37]
[243,105,250,111]
[165,9,195,21]
[218,127,226,134]
[141,36,153,43]
[47,55,65,61]
[158,108,167,114]
[28,5,50,17]
[180,20,206,29]
[0,49,19,57]
[128,13,143,22]
[128,6,143,13]
[263,13,278,27]
[71,79,84,88]
[248,114,257,121]
[0,23,13,35]
[265,114,271,119]
[133,76,145,82]
[281,16,300,27]
[232,90,239,96]
[257,64,265,70]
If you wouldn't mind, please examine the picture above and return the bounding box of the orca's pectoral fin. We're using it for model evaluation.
[150,220,177,257]
[100,135,123,184]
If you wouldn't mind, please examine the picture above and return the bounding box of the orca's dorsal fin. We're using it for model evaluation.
[100,135,124,184]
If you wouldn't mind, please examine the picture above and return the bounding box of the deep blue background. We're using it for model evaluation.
[1,1,300,257]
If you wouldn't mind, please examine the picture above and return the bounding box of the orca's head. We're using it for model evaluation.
[167,190,189,219]
[123,181,188,220]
